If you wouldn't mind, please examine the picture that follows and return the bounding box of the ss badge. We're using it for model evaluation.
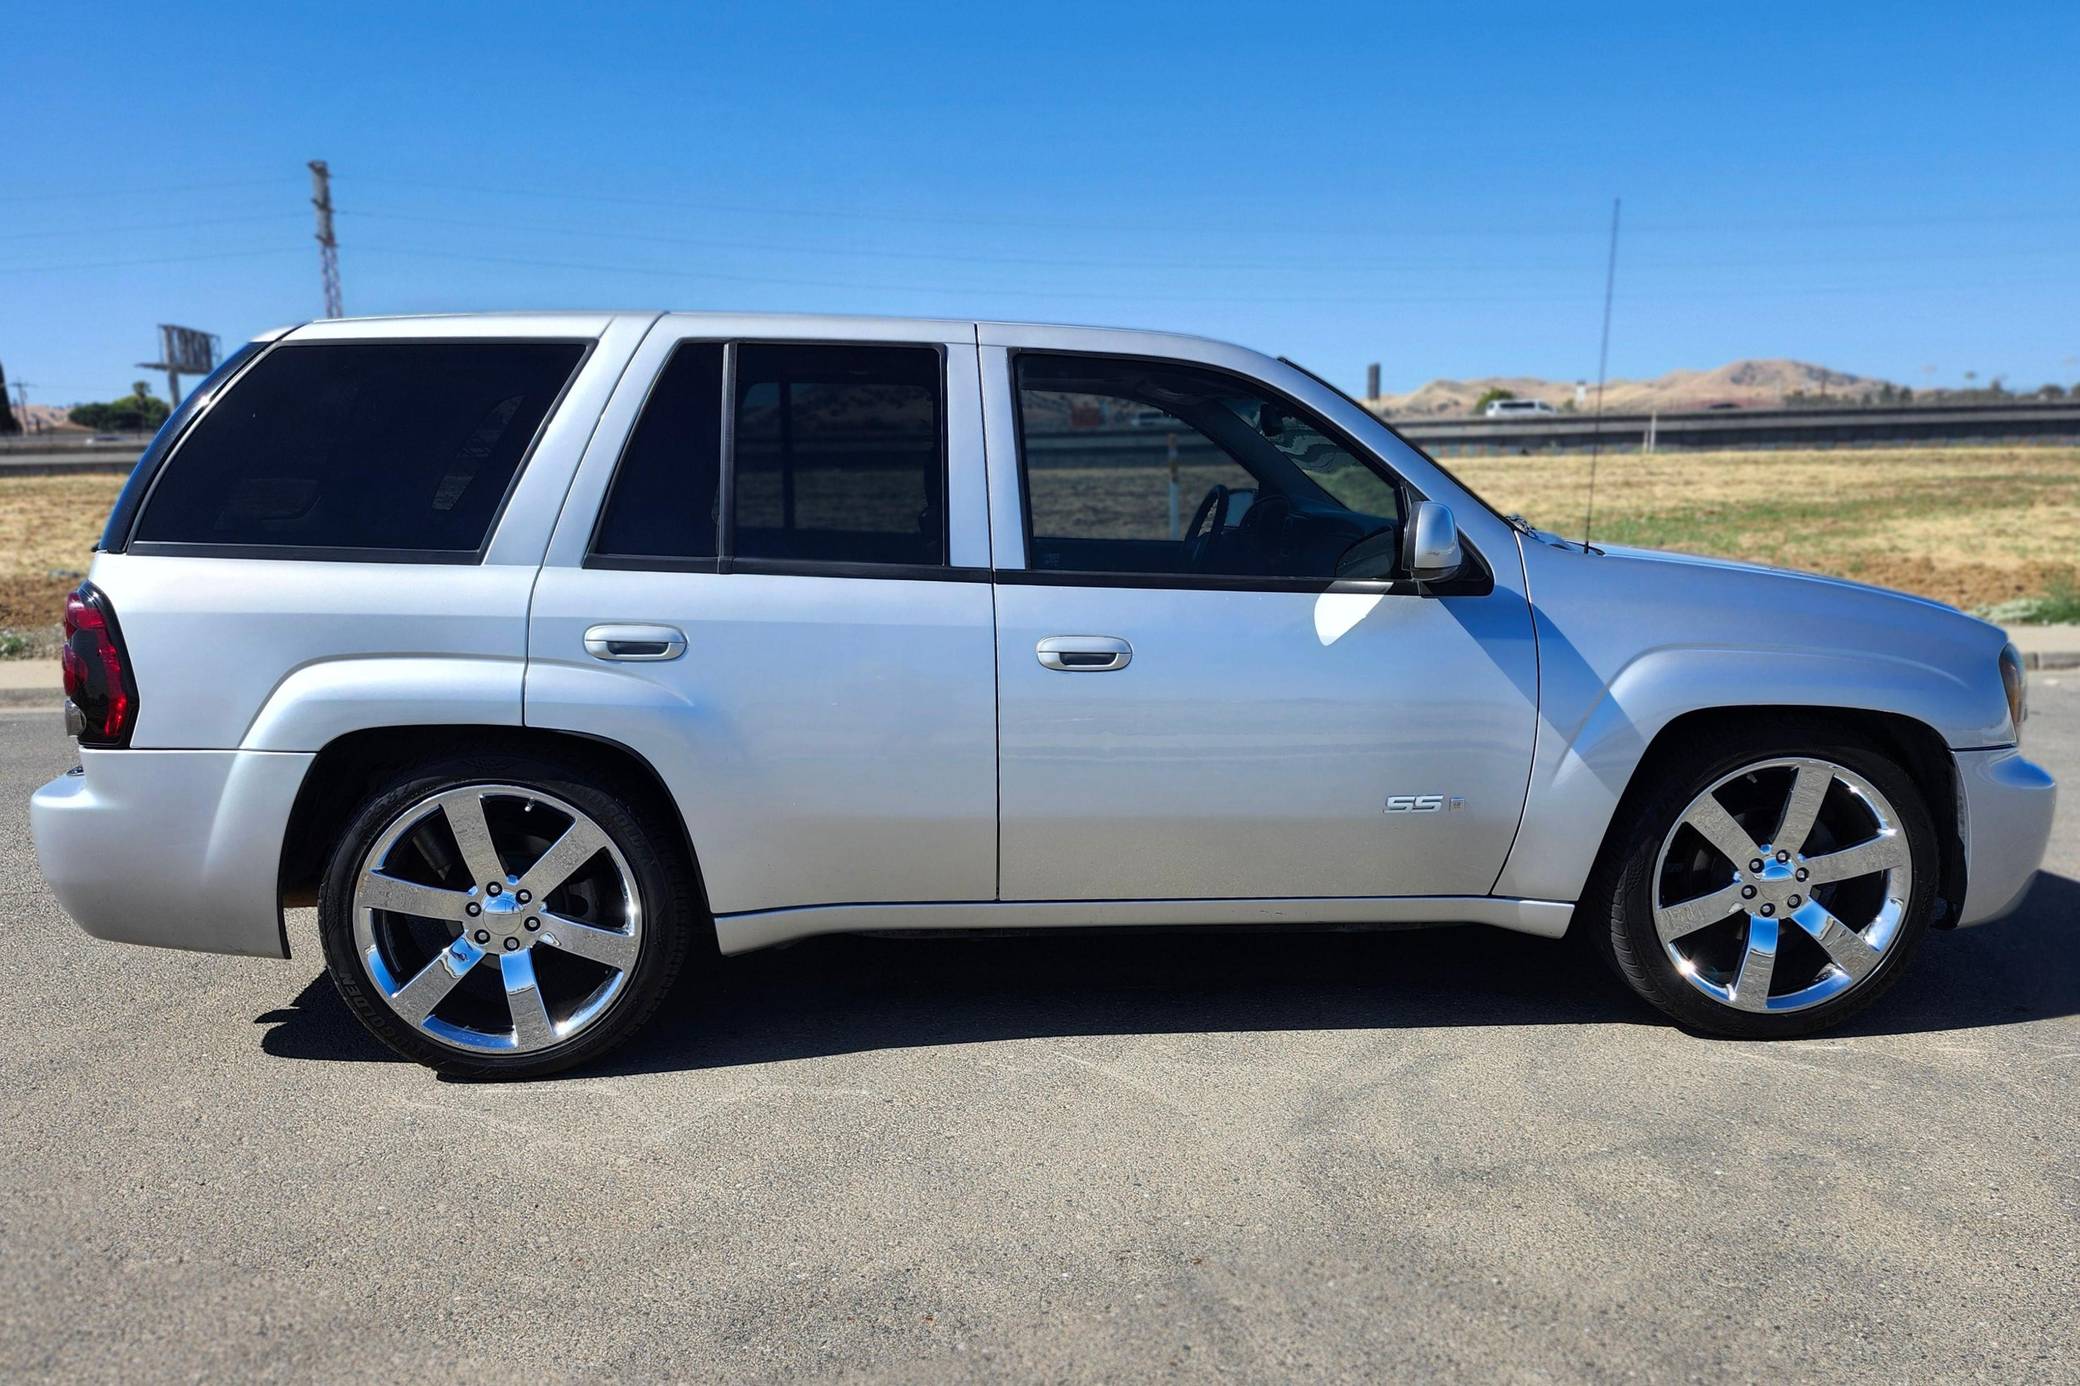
[1384,794,1465,814]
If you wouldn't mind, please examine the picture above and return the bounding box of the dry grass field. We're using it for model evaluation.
[0,473,126,650]
[0,445,2073,648]
[1449,444,2080,620]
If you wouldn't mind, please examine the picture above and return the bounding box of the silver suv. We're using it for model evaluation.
[31,313,2054,1076]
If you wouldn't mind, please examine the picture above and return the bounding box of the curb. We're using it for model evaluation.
[2023,651,2079,671]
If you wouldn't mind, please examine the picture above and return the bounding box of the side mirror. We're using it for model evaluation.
[1400,501,1463,584]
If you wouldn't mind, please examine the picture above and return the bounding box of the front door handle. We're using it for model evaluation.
[584,623,687,661]
[1036,635,1133,672]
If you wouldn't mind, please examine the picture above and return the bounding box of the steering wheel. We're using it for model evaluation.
[1184,483,1230,550]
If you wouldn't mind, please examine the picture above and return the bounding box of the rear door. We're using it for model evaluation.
[527,318,998,916]
[981,326,1540,902]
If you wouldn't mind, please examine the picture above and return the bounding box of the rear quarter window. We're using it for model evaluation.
[130,340,586,555]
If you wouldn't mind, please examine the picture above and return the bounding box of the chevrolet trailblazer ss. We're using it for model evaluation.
[31,313,2054,1076]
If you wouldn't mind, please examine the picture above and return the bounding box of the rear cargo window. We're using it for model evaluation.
[131,340,585,554]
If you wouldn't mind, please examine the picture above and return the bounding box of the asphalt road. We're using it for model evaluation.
[2,686,2075,1382]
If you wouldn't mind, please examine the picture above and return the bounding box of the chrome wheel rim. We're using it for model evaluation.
[1653,757,1913,1015]
[351,784,642,1055]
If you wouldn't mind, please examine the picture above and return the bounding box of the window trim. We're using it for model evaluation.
[1004,347,1491,597]
[993,568,1427,596]
[583,337,955,578]
[121,335,595,564]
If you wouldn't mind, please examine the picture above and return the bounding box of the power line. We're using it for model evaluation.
[339,242,2069,308]
[344,243,1611,304]
[0,176,293,204]
[342,172,2080,240]
[0,211,306,242]
[0,246,305,274]
[335,206,2080,277]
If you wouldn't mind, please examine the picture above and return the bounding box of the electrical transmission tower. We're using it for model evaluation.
[308,160,343,318]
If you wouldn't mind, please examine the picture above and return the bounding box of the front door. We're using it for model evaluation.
[987,342,1539,902]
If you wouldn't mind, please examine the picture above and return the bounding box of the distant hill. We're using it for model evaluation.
[1373,359,1898,416]
[12,404,88,434]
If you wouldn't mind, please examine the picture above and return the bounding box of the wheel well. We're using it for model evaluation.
[1592,705,1966,927]
[277,724,709,920]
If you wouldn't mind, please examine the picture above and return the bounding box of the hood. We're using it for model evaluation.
[1586,542,1981,625]
[1516,535,2020,751]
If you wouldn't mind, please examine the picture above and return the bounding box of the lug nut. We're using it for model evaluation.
[465,902,481,917]
[1749,859,1763,873]
[516,890,531,905]
[485,882,501,897]
[1788,894,1803,908]
[1775,850,1790,863]
[503,936,520,951]
[473,929,490,944]
[1741,885,1757,899]
[524,917,540,931]
[1759,903,1775,917]
[1795,868,1809,882]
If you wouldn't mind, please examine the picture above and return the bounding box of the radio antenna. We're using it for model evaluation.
[1582,197,1621,548]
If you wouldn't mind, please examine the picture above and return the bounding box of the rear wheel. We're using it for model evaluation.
[1591,727,1937,1037]
[318,752,696,1077]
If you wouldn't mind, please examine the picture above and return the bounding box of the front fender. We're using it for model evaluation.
[1493,542,2011,905]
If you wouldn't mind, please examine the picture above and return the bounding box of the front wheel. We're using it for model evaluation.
[317,752,697,1077]
[1591,728,1937,1038]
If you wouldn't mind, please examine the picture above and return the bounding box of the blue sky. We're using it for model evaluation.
[5,1,2077,404]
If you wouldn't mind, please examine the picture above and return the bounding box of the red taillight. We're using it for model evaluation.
[62,584,138,745]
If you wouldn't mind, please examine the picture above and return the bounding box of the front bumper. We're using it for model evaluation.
[30,748,314,958]
[1954,747,2056,926]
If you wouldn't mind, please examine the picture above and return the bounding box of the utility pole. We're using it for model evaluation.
[1366,363,1381,401]
[12,380,35,434]
[0,362,18,436]
[309,159,343,318]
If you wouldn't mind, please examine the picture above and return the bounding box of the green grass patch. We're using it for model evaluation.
[1980,577,2080,626]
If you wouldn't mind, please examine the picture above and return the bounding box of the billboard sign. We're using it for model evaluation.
[157,325,217,376]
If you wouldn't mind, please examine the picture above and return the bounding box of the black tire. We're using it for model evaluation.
[318,749,699,1078]
[1585,722,1937,1038]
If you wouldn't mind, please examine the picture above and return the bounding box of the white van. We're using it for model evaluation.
[1483,398,1558,419]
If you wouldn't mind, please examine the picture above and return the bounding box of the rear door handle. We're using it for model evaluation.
[1036,635,1133,672]
[584,623,687,661]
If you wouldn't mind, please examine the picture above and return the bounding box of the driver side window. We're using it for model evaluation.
[1015,354,1403,583]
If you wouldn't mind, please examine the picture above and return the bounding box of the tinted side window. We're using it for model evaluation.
[591,343,724,561]
[732,344,944,567]
[134,341,584,553]
[100,341,263,551]
[1016,354,1402,582]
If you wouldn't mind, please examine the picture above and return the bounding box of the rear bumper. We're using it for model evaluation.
[30,748,313,959]
[1954,747,2056,926]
